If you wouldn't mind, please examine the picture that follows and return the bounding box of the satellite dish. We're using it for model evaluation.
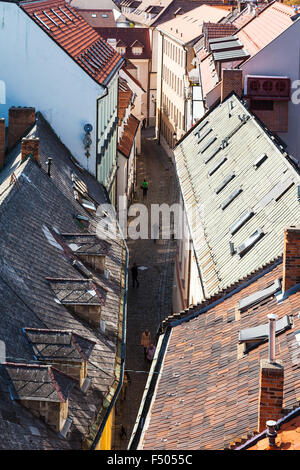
[84,123,93,133]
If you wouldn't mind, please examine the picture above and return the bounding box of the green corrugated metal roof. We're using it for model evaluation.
[174,94,300,299]
[213,48,250,62]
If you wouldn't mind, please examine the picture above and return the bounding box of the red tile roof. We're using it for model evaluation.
[138,263,300,450]
[95,27,152,60]
[203,21,237,39]
[20,0,123,85]
[118,114,140,158]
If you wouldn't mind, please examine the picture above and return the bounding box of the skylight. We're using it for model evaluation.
[197,127,213,144]
[208,157,227,176]
[253,153,268,169]
[221,187,242,210]
[204,145,221,164]
[239,314,291,353]
[237,228,264,257]
[229,208,254,235]
[238,279,281,312]
[215,173,235,194]
[199,136,217,154]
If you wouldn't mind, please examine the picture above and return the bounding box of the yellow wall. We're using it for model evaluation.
[96,407,114,450]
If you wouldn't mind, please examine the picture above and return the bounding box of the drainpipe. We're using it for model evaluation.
[157,31,164,144]
[96,85,109,183]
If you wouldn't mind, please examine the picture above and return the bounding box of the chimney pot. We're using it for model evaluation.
[266,420,277,447]
[267,313,278,363]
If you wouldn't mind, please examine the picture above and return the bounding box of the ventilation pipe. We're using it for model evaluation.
[268,313,278,363]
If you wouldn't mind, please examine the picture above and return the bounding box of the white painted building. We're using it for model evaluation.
[0,0,124,205]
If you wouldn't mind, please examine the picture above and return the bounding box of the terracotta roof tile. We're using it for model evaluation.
[20,0,123,85]
[118,114,140,158]
[138,263,300,450]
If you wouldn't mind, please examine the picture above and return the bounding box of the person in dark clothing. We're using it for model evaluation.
[131,263,139,288]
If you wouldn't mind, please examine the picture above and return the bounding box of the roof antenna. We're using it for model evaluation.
[267,313,278,363]
[46,157,52,177]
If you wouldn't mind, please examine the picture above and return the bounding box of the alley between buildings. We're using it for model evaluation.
[112,128,179,449]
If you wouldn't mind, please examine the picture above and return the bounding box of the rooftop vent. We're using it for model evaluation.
[221,187,242,210]
[229,208,254,235]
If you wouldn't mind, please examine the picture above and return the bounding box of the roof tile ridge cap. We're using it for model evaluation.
[49,365,77,401]
[24,327,72,334]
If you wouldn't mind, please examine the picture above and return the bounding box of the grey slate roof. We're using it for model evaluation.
[48,279,107,305]
[0,113,126,449]
[2,363,76,402]
[61,233,110,255]
[24,328,96,362]
[174,93,300,300]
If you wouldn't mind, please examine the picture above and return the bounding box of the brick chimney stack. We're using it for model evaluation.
[0,118,5,170]
[258,359,284,432]
[282,226,300,292]
[7,107,36,151]
[21,138,40,163]
[221,69,243,102]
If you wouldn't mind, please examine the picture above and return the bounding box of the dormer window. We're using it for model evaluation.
[23,328,96,388]
[71,173,98,214]
[47,278,107,327]
[61,233,110,274]
[1,363,75,433]
[131,40,144,56]
[238,315,292,354]
[116,40,126,56]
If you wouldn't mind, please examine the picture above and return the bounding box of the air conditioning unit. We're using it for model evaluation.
[245,75,291,100]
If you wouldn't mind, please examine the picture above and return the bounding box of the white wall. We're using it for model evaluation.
[0,2,105,176]
[241,20,300,161]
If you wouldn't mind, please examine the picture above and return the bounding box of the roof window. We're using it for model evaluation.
[237,228,264,257]
[203,145,221,164]
[229,208,254,235]
[238,315,292,353]
[208,157,227,176]
[238,279,281,312]
[199,136,217,154]
[260,178,294,208]
[221,187,242,210]
[253,153,268,169]
[215,173,235,194]
[196,127,213,144]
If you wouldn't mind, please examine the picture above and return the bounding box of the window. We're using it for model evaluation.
[221,187,242,210]
[237,228,264,257]
[91,13,97,17]
[229,208,254,235]
[238,279,281,312]
[215,173,235,194]
[253,153,268,169]
[132,47,143,55]
[208,157,227,176]
[239,315,291,353]
[199,136,217,154]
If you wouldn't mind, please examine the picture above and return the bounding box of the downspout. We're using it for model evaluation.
[90,228,129,450]
[158,31,164,144]
[187,238,192,306]
[96,85,109,183]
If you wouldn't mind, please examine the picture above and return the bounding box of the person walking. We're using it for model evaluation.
[131,263,139,288]
[146,343,156,362]
[141,329,151,358]
[142,178,148,199]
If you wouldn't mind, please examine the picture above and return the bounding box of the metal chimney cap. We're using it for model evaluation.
[266,420,277,427]
[267,313,278,320]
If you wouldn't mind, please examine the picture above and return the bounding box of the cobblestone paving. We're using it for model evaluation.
[112,128,179,449]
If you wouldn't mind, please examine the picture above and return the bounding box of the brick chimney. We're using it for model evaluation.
[258,359,284,432]
[0,118,5,170]
[221,69,243,102]
[21,137,40,163]
[282,226,300,292]
[7,107,36,151]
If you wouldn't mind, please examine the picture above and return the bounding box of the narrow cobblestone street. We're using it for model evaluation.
[112,128,179,449]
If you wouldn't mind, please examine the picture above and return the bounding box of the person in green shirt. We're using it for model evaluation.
[142,179,148,199]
